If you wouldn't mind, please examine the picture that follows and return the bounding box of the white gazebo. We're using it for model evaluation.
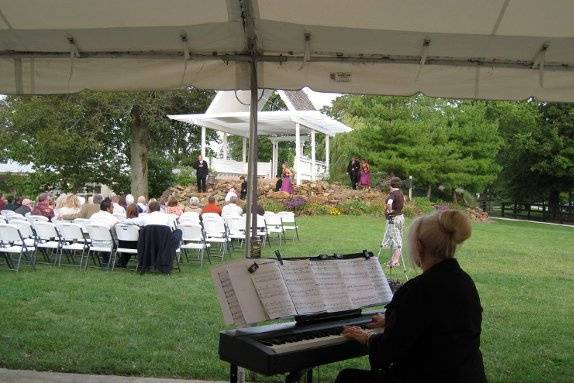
[169,90,351,185]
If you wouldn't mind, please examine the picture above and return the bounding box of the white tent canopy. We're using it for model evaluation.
[1,0,574,101]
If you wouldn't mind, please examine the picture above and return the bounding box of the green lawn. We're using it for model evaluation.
[0,216,573,382]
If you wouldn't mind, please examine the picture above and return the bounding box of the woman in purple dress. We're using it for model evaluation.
[279,163,294,194]
[359,160,371,189]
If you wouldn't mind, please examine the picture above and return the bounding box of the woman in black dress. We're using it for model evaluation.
[337,210,487,383]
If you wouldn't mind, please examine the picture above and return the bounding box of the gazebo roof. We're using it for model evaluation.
[168,110,352,138]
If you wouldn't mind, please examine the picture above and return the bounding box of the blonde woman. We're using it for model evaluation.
[279,163,294,194]
[58,194,81,218]
[337,210,486,383]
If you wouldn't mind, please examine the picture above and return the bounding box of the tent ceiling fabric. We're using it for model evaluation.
[168,110,352,138]
[1,0,573,101]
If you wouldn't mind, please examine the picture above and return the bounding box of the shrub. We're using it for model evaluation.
[173,166,196,186]
[260,198,284,213]
[413,197,435,214]
[328,206,342,216]
[338,199,371,215]
[299,202,330,216]
[283,196,307,211]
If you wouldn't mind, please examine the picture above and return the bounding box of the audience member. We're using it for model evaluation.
[118,195,127,209]
[112,195,126,217]
[166,196,183,216]
[60,194,103,220]
[126,203,139,219]
[126,194,135,205]
[31,192,55,220]
[4,195,16,210]
[222,196,243,216]
[57,194,81,218]
[239,176,247,200]
[0,193,5,210]
[137,195,148,213]
[124,200,174,227]
[225,187,238,202]
[14,198,32,216]
[186,197,203,214]
[8,196,21,211]
[202,196,222,215]
[89,198,119,229]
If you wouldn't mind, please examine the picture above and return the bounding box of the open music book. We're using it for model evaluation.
[212,254,393,325]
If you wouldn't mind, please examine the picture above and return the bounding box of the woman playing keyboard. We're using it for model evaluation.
[337,210,487,383]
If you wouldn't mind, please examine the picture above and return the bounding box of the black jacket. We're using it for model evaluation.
[193,160,209,177]
[137,225,182,274]
[347,160,361,176]
[369,258,486,383]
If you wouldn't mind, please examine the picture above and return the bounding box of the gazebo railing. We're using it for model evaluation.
[297,157,327,181]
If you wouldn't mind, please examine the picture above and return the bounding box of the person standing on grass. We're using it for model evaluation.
[382,177,405,268]
[337,210,486,383]
[193,154,209,193]
[347,156,361,189]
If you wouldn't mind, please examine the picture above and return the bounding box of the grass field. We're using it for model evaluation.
[0,216,573,382]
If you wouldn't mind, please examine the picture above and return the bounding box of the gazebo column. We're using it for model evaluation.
[242,137,247,163]
[200,126,206,158]
[311,130,316,181]
[295,123,301,186]
[222,133,228,160]
[272,139,279,177]
[325,135,330,176]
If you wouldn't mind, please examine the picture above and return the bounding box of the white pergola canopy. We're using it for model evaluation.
[169,110,351,138]
[1,0,574,101]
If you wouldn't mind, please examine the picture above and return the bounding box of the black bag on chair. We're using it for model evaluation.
[137,225,181,274]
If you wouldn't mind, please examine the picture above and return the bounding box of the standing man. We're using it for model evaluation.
[193,154,209,193]
[347,156,361,190]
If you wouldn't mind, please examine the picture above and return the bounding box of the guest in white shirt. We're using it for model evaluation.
[222,196,243,217]
[225,187,238,202]
[124,201,174,227]
[89,198,120,229]
[137,195,148,213]
[126,194,135,205]
[111,195,126,217]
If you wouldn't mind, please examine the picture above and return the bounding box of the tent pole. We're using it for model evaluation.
[242,137,247,163]
[295,123,301,186]
[222,133,228,160]
[311,130,316,181]
[245,56,259,258]
[325,135,330,177]
[200,126,206,158]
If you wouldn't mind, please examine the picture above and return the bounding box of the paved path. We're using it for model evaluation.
[0,369,226,383]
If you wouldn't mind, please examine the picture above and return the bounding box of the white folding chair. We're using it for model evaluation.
[0,223,36,271]
[0,217,5,224]
[263,211,276,217]
[2,210,18,218]
[277,211,299,240]
[113,224,140,271]
[86,224,115,270]
[10,220,36,248]
[225,216,247,246]
[265,214,285,246]
[178,224,211,266]
[201,212,221,221]
[256,215,270,246]
[203,219,230,261]
[56,223,89,268]
[179,212,200,225]
[27,215,49,223]
[33,221,61,263]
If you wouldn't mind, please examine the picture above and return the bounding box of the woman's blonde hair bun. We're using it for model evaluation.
[438,210,472,245]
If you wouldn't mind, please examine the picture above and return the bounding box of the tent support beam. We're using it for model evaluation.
[311,130,316,181]
[325,135,330,177]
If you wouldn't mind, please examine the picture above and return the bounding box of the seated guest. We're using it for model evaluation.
[185,197,203,214]
[112,195,126,217]
[31,192,55,220]
[222,196,243,216]
[124,200,174,227]
[225,187,238,202]
[14,198,32,216]
[60,194,103,220]
[89,198,119,229]
[202,195,222,216]
[166,196,184,216]
[336,210,485,383]
[0,193,5,210]
[126,194,135,206]
[137,195,148,213]
[5,195,16,211]
[126,203,139,219]
[57,194,81,218]
[9,196,22,212]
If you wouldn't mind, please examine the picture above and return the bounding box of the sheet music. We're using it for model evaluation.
[365,257,394,304]
[212,268,246,325]
[226,259,274,324]
[280,259,326,315]
[310,260,353,312]
[251,262,297,319]
[337,258,379,308]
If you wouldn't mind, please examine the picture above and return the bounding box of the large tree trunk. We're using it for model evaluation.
[548,188,560,221]
[130,105,149,198]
